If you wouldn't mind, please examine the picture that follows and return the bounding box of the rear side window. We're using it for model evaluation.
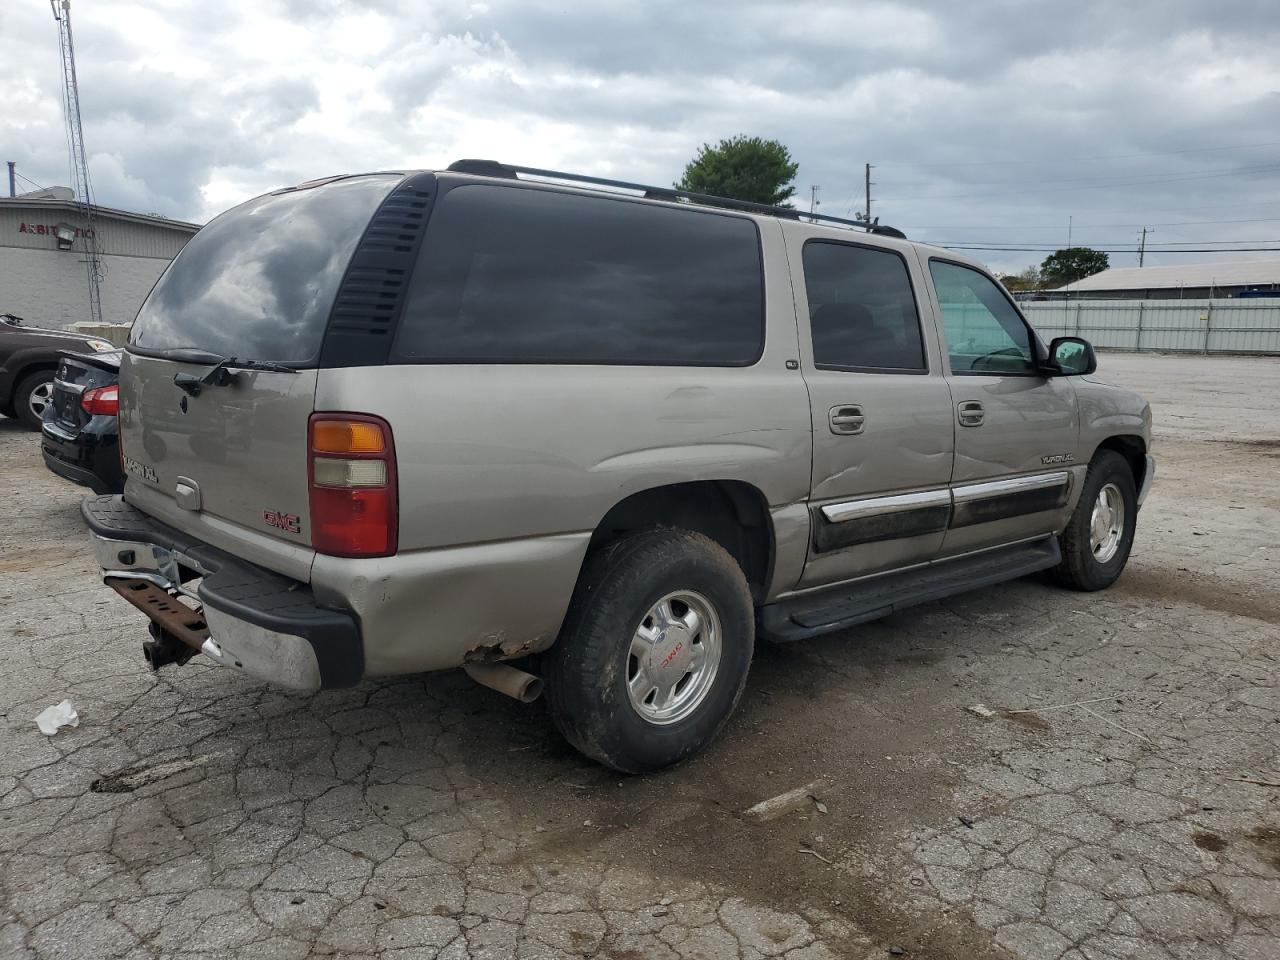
[130,175,400,363]
[392,185,764,365]
[801,241,926,372]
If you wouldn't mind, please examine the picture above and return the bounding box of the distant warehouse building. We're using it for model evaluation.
[1052,259,1280,300]
[0,186,200,330]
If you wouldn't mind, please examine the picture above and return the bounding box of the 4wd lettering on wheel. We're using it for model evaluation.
[263,510,301,534]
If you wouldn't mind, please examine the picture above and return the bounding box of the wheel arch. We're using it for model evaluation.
[1092,434,1147,490]
[585,480,776,604]
[8,359,59,400]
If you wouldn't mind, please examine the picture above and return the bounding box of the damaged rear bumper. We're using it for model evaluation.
[83,495,362,689]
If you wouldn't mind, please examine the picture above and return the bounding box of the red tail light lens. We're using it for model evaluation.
[81,384,119,416]
[308,413,397,558]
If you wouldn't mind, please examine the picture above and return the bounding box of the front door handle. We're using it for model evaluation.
[957,400,985,427]
[829,404,865,435]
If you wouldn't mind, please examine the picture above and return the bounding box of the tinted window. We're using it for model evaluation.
[802,241,925,372]
[929,260,1037,374]
[392,185,764,365]
[130,175,400,363]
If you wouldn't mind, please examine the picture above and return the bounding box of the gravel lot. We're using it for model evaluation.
[1,352,1277,960]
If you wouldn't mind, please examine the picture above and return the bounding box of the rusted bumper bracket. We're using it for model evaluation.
[106,577,210,652]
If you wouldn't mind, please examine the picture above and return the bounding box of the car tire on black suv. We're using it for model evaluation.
[543,529,754,774]
[1053,450,1138,592]
[14,369,55,431]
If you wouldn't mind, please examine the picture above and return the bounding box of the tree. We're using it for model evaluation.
[676,135,798,207]
[1040,247,1109,287]
[998,265,1043,292]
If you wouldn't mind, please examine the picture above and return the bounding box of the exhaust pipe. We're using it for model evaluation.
[464,662,543,703]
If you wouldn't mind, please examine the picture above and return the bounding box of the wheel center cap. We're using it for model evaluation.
[650,626,693,680]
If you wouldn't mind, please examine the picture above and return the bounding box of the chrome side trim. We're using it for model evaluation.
[820,488,951,524]
[951,470,1069,504]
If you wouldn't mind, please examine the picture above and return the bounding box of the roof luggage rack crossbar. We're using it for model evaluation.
[446,159,905,238]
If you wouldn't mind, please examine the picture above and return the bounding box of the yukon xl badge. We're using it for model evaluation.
[263,510,301,535]
[122,454,158,483]
[1041,453,1075,465]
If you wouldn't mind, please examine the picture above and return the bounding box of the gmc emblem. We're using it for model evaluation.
[263,510,301,534]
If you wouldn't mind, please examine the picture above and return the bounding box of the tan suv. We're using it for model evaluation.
[83,161,1153,772]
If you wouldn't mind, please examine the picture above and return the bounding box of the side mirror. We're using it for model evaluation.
[1046,336,1097,376]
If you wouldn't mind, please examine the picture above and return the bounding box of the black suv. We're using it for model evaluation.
[0,314,117,430]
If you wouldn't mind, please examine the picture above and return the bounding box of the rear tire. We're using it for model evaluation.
[1052,450,1137,591]
[544,529,754,773]
[14,370,55,431]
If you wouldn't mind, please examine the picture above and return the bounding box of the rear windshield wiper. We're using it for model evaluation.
[170,352,298,396]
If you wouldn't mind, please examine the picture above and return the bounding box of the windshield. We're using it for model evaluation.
[130,174,401,363]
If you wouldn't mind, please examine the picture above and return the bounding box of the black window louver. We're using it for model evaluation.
[319,172,437,367]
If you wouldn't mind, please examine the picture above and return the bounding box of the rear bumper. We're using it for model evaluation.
[82,495,362,690]
[41,420,123,495]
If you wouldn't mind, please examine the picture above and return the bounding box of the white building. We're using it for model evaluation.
[0,187,199,330]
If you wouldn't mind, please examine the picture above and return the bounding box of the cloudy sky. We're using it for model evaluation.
[4,0,1279,272]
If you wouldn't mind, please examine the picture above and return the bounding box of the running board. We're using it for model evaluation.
[759,537,1061,642]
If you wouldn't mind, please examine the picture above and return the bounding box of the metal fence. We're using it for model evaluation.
[1021,298,1280,355]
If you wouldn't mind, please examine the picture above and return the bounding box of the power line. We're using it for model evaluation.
[902,216,1280,229]
[13,171,49,192]
[880,160,1280,190]
[927,238,1280,248]
[872,138,1280,168]
[939,244,1280,254]
[880,162,1280,203]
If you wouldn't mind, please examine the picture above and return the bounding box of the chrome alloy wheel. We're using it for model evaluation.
[27,379,53,420]
[1090,482,1125,563]
[626,590,722,725]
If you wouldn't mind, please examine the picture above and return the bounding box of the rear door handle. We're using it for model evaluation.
[957,400,985,427]
[829,404,865,435]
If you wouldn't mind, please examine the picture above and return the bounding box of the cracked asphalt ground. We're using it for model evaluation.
[2,352,1278,960]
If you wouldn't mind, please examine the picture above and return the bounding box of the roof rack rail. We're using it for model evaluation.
[445,159,905,238]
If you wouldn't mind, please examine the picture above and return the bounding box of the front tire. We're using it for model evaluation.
[15,370,55,431]
[544,529,754,773]
[1053,450,1137,591]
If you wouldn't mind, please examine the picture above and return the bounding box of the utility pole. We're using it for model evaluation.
[864,163,874,231]
[6,162,14,197]
[1138,227,1149,267]
[1067,215,1072,250]
[50,0,104,326]
[809,185,820,216]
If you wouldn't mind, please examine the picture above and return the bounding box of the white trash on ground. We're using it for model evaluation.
[34,700,79,735]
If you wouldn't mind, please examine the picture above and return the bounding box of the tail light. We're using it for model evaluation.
[81,384,119,416]
[308,413,398,558]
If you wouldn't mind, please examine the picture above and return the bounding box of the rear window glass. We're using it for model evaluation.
[130,175,400,363]
[392,184,764,365]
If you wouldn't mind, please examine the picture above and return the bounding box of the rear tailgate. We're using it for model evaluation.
[118,173,404,582]
[119,356,319,579]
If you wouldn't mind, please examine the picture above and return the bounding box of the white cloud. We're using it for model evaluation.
[1,0,1277,272]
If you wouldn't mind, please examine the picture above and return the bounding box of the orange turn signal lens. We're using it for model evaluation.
[311,419,386,454]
